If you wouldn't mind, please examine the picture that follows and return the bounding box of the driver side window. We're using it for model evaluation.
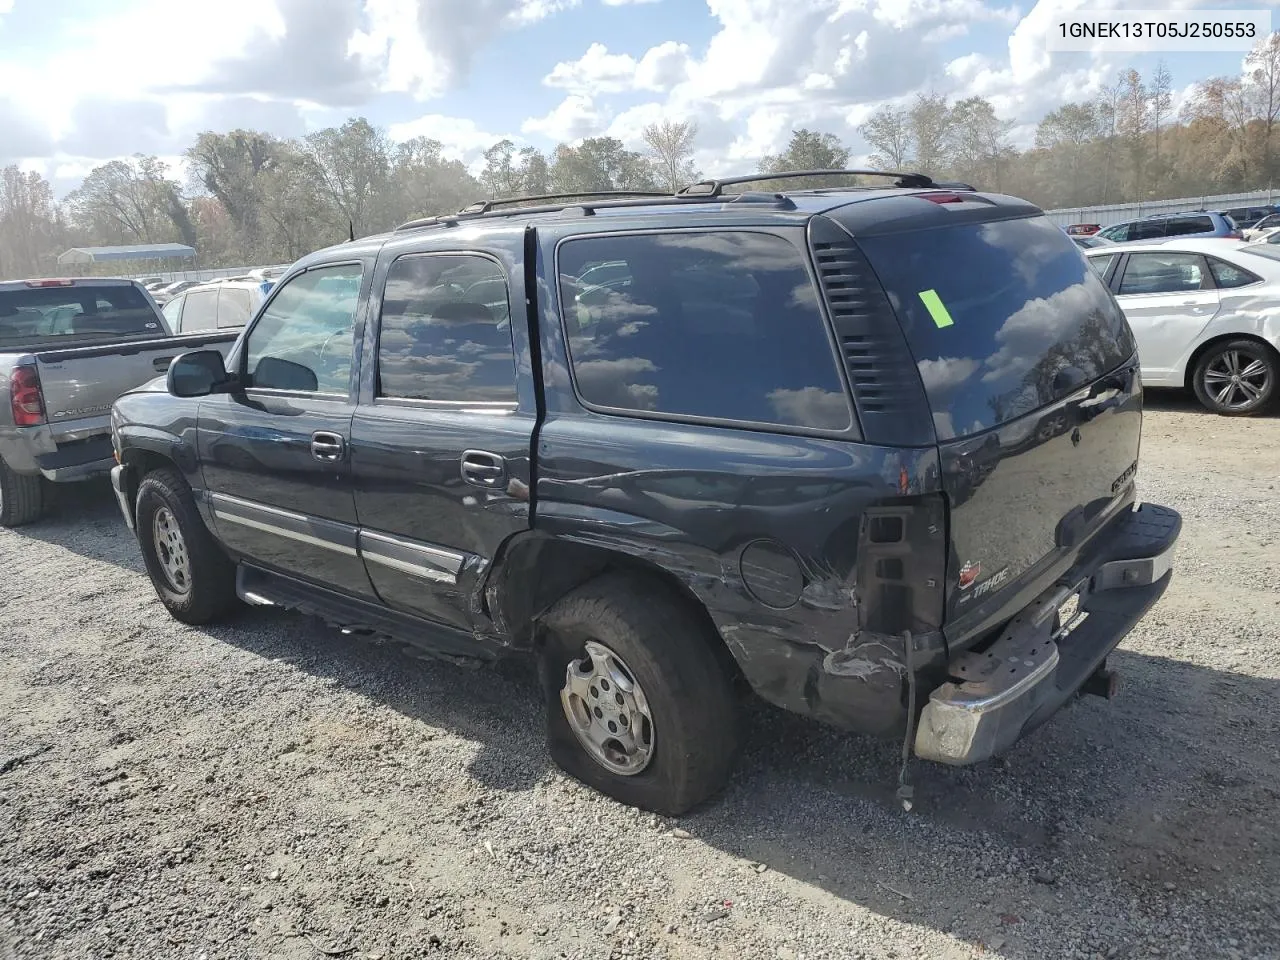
[244,264,363,394]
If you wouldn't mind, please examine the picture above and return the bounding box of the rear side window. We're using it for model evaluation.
[375,254,516,403]
[1088,253,1118,278]
[557,231,851,432]
[1097,223,1131,242]
[1208,258,1259,288]
[854,216,1135,440]
[181,289,219,331]
[0,284,163,346]
[1165,215,1213,237]
[217,287,253,328]
[1118,253,1205,294]
[1131,219,1167,240]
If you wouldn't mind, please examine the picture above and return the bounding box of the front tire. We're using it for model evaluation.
[539,573,739,815]
[135,468,239,624]
[1192,339,1278,416]
[0,459,44,527]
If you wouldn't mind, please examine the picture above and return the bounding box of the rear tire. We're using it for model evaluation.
[0,459,45,527]
[135,468,239,624]
[538,573,739,815]
[1192,339,1278,416]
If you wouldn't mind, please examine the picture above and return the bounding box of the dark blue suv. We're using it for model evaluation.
[108,171,1181,814]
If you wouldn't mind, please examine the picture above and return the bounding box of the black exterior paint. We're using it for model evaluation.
[111,188,1172,744]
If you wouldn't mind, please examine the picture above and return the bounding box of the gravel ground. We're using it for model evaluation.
[2,392,1279,960]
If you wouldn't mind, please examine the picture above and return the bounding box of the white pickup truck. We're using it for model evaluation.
[0,277,238,526]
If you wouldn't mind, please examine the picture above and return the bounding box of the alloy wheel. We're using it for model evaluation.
[1202,348,1272,411]
[152,506,192,594]
[560,640,655,776]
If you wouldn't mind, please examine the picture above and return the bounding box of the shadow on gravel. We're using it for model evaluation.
[17,479,145,573]
[194,599,1279,958]
[1143,386,1279,417]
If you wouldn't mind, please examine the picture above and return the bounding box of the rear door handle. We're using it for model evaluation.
[310,431,345,462]
[461,449,506,488]
[153,356,174,371]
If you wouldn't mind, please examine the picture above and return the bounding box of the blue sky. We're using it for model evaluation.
[0,0,1263,197]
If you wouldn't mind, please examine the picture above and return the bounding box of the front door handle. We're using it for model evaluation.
[461,449,506,488]
[310,431,345,462]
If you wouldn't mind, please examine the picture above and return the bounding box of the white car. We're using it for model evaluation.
[1085,238,1280,415]
[160,278,272,334]
[1242,212,1280,241]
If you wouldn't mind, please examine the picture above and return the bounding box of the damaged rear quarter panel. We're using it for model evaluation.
[533,412,946,738]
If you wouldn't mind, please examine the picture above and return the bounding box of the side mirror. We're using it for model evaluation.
[252,356,318,392]
[167,349,230,398]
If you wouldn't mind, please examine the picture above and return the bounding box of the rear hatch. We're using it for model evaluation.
[0,281,171,425]
[837,203,1141,642]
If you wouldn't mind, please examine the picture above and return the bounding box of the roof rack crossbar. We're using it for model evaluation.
[677,169,936,198]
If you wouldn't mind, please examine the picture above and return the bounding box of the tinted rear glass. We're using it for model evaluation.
[557,231,852,432]
[0,284,163,346]
[856,216,1135,440]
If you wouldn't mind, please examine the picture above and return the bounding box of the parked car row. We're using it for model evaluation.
[1068,203,1280,247]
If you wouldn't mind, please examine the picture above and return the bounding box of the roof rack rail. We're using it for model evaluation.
[677,169,936,198]
[459,190,672,215]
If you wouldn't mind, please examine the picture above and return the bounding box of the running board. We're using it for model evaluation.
[236,565,499,667]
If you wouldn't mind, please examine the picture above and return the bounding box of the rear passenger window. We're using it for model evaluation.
[1208,258,1259,289]
[218,287,253,327]
[1131,219,1168,240]
[375,254,516,403]
[1165,215,1213,237]
[1088,254,1117,278]
[557,232,851,431]
[181,289,219,331]
[1118,253,1205,295]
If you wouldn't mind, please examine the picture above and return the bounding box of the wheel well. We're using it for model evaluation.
[1183,333,1280,390]
[121,450,178,516]
[489,536,747,689]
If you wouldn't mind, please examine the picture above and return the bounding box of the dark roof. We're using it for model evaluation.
[57,244,196,265]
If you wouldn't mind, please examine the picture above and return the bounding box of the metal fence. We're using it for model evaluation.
[1045,189,1279,227]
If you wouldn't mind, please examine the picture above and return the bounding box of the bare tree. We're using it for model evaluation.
[642,120,700,192]
[858,106,912,169]
[1149,61,1173,168]
[1245,32,1280,183]
[909,93,952,176]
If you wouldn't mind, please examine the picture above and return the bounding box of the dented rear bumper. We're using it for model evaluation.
[914,502,1180,765]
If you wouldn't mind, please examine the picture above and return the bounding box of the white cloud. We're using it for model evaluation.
[545,43,640,93]
[602,0,660,5]
[544,40,691,95]
[388,114,513,161]
[522,94,609,142]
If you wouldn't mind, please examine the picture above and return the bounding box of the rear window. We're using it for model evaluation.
[855,216,1135,440]
[557,231,852,432]
[0,284,163,346]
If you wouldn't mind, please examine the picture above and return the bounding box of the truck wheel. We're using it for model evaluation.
[1192,339,1277,415]
[135,468,239,624]
[0,459,44,527]
[538,573,739,815]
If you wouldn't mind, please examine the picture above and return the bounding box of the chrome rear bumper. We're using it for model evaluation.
[915,503,1180,766]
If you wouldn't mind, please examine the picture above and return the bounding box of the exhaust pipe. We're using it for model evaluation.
[1082,664,1120,700]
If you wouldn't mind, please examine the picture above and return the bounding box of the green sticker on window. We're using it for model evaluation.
[918,288,954,329]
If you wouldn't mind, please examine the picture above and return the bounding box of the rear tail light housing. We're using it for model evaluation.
[23,279,75,288]
[10,366,46,426]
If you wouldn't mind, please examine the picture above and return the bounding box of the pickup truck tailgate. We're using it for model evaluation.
[36,333,237,424]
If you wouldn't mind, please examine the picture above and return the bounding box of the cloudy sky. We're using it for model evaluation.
[0,0,1257,196]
